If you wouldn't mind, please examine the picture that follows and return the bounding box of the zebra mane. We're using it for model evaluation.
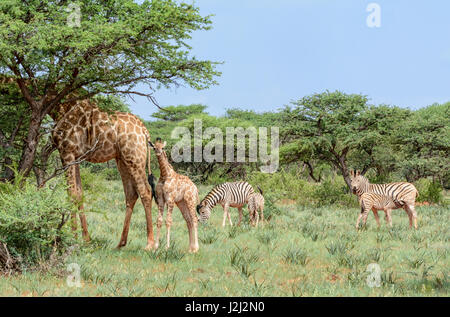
[201,184,223,207]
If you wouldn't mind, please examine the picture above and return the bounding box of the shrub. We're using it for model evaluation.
[312,176,356,207]
[0,180,75,272]
[100,168,121,181]
[414,178,444,204]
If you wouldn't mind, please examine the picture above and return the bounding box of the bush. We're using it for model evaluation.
[0,180,75,272]
[99,168,121,181]
[414,178,444,204]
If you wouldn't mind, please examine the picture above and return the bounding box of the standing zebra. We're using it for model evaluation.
[350,170,419,229]
[356,192,405,229]
[248,186,265,227]
[197,181,255,227]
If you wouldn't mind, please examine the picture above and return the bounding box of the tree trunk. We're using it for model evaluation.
[18,109,42,178]
[337,154,352,191]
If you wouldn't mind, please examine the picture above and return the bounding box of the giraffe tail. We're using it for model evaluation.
[147,141,157,202]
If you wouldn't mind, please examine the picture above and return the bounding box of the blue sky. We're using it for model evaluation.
[129,0,450,119]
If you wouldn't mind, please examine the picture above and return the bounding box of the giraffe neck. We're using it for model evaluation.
[50,97,97,122]
[157,151,175,179]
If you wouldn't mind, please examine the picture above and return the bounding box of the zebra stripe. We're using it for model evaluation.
[351,173,418,204]
[201,181,255,209]
[356,192,404,229]
[360,192,404,211]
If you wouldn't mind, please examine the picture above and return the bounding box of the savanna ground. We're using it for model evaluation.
[0,176,448,297]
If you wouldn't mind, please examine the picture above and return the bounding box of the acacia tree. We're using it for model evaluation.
[0,0,220,178]
[281,91,401,189]
[392,103,450,186]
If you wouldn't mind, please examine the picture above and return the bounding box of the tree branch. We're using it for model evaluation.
[38,139,99,188]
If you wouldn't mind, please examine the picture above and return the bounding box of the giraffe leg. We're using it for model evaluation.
[116,160,138,249]
[185,198,199,252]
[178,200,198,253]
[65,165,78,236]
[165,199,175,249]
[126,165,155,250]
[74,164,90,242]
[154,183,165,250]
[66,164,90,240]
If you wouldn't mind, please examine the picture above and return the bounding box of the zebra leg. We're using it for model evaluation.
[222,207,228,227]
[386,209,393,227]
[226,205,233,226]
[356,213,363,230]
[403,206,412,228]
[237,207,243,226]
[405,204,417,229]
[260,207,265,226]
[373,209,381,228]
[361,207,370,229]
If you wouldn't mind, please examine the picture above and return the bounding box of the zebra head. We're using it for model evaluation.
[350,170,367,194]
[196,202,212,223]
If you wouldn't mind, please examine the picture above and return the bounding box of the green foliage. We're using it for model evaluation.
[283,247,309,266]
[93,95,131,114]
[0,178,448,296]
[0,0,220,178]
[393,103,450,185]
[312,177,352,207]
[414,179,444,204]
[0,180,75,270]
[151,104,207,122]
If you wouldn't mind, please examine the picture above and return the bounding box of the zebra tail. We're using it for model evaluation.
[257,186,263,195]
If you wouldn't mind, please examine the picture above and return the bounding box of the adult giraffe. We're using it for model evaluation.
[51,98,156,250]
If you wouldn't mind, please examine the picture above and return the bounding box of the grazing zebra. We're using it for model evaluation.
[248,186,265,227]
[350,170,419,229]
[356,192,405,229]
[197,181,255,227]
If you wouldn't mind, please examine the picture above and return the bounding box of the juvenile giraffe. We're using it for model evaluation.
[51,99,156,250]
[149,139,200,253]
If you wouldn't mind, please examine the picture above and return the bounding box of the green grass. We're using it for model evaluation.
[0,180,448,296]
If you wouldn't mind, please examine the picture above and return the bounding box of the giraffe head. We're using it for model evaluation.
[148,138,167,157]
[350,170,367,194]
